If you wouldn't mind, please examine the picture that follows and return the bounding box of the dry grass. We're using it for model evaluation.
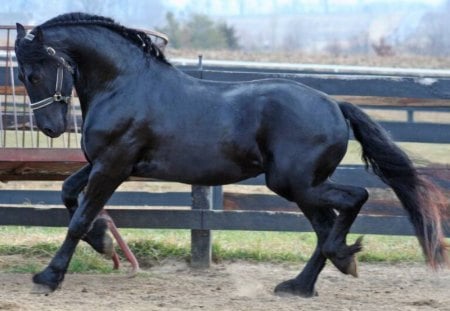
[166,49,450,69]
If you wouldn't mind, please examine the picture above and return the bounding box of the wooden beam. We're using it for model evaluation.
[0,207,447,236]
[0,148,86,162]
[0,148,86,181]
[191,186,213,268]
[0,85,27,96]
[334,96,450,108]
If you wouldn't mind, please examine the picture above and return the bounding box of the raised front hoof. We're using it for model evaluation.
[32,268,63,294]
[274,279,318,298]
[84,218,114,257]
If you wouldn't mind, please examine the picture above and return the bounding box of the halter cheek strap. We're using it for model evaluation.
[29,46,74,111]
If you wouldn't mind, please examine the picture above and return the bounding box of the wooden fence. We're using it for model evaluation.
[1,29,450,266]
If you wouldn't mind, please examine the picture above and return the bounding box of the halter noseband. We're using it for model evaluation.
[28,46,74,111]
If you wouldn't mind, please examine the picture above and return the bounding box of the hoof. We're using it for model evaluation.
[32,268,63,293]
[329,255,359,277]
[274,279,318,298]
[31,283,54,295]
[326,236,363,277]
[347,257,358,278]
[127,267,140,278]
[84,218,114,257]
[100,233,115,258]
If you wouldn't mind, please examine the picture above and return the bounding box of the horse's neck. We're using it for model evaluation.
[47,27,148,109]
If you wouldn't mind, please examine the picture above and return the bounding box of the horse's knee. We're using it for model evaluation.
[68,216,92,239]
[355,187,369,206]
[61,194,77,211]
[61,165,91,210]
[338,187,369,212]
[61,181,77,207]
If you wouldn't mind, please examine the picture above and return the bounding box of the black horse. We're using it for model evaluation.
[15,13,448,296]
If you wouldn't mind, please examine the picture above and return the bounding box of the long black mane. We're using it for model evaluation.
[27,12,170,64]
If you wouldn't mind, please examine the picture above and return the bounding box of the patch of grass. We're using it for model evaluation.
[0,243,58,257]
[210,231,316,263]
[0,227,434,274]
[0,242,115,273]
[341,141,450,165]
[7,262,42,274]
[126,239,190,267]
[357,235,424,264]
[69,249,116,274]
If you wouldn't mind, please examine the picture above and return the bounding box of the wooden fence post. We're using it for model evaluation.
[191,185,212,268]
[213,186,223,210]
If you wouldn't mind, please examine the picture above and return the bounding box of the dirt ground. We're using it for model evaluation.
[0,260,449,311]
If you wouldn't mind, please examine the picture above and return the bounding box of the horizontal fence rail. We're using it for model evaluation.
[1,207,436,237]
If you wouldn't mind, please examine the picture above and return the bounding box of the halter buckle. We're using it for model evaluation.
[46,46,56,56]
[53,93,63,101]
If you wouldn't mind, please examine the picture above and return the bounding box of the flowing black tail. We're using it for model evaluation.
[339,101,448,268]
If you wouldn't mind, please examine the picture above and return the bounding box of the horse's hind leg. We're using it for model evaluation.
[267,167,368,296]
[306,182,368,276]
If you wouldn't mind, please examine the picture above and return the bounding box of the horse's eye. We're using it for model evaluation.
[28,73,41,85]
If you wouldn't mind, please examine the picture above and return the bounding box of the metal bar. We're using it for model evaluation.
[26,96,35,148]
[0,99,3,147]
[71,95,80,149]
[196,70,450,99]
[173,59,450,78]
[6,29,19,147]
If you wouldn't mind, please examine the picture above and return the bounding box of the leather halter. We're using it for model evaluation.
[28,46,75,111]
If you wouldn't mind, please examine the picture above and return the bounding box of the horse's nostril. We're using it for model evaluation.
[42,127,56,137]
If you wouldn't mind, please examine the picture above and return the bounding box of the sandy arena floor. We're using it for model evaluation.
[0,260,449,311]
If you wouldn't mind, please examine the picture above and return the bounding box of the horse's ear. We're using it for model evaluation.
[16,23,26,39]
[35,26,44,42]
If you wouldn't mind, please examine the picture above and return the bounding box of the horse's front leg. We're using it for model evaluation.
[61,164,139,272]
[62,165,112,254]
[275,207,336,297]
[33,164,130,293]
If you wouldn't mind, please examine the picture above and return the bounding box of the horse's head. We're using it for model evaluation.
[15,23,75,138]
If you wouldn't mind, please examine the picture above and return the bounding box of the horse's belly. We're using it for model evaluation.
[131,155,263,185]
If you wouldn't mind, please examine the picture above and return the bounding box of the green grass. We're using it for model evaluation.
[0,227,429,274]
[341,141,450,165]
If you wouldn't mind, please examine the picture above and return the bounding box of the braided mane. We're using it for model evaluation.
[39,12,169,65]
